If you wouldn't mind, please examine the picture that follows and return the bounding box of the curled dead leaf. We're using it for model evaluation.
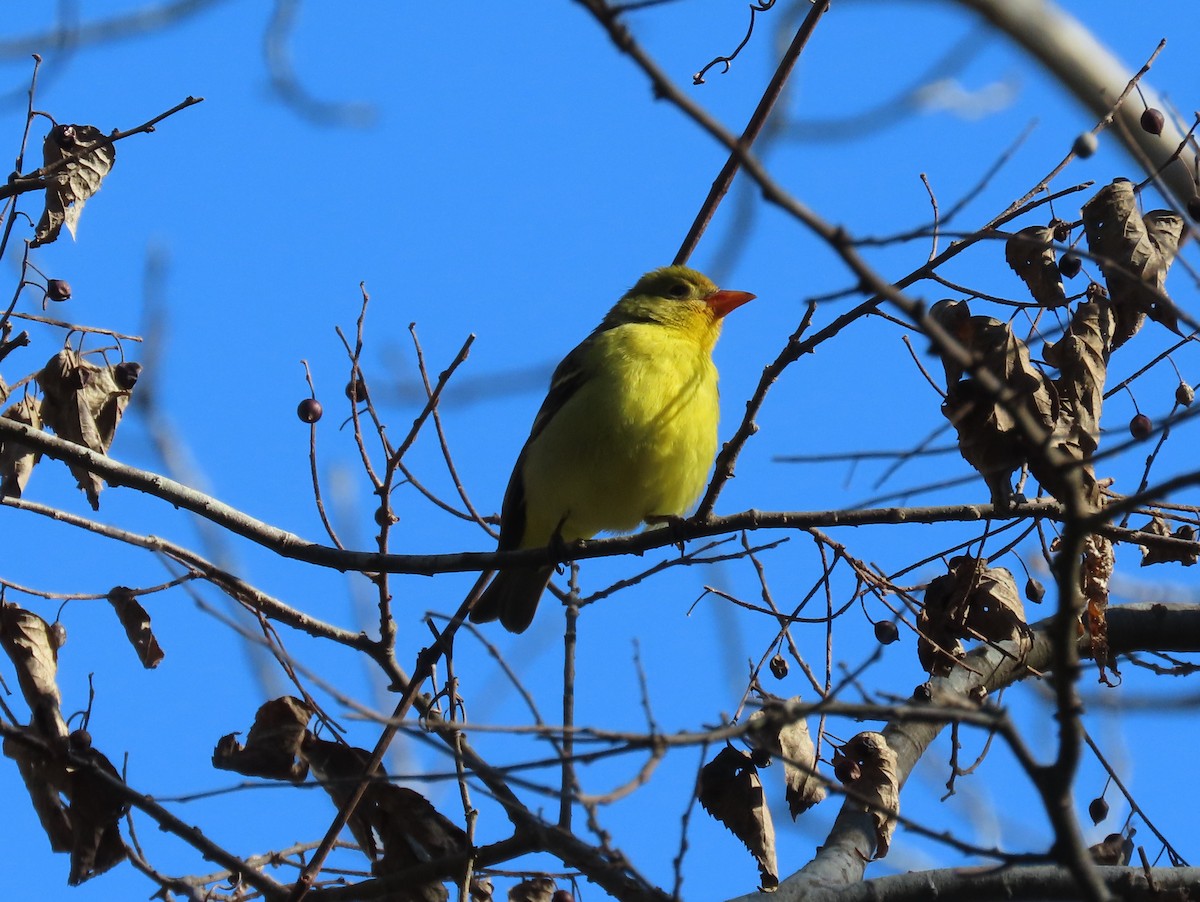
[1089,829,1134,866]
[106,587,164,668]
[746,698,826,818]
[698,746,778,889]
[508,877,557,902]
[3,729,73,851]
[470,876,494,902]
[0,602,67,740]
[1081,534,1117,685]
[1040,293,1114,507]
[1005,225,1067,308]
[919,556,1031,676]
[36,349,136,509]
[213,696,312,782]
[32,124,116,247]
[66,744,129,885]
[2,726,128,885]
[300,735,467,894]
[371,783,469,881]
[928,298,973,386]
[1082,179,1186,348]
[917,569,966,677]
[963,562,1032,650]
[1137,515,1199,567]
[935,315,1056,507]
[832,732,898,859]
[0,396,43,498]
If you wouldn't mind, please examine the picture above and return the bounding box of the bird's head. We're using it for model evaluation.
[610,266,755,337]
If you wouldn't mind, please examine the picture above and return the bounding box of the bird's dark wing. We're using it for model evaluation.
[492,336,593,550]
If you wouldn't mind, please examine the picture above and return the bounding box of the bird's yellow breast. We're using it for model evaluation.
[519,319,720,545]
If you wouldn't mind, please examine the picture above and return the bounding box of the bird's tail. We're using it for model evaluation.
[469,565,555,633]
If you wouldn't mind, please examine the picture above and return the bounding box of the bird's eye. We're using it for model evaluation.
[668,283,689,299]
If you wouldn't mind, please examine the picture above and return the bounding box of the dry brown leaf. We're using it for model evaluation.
[929,298,974,386]
[697,745,778,889]
[747,699,826,818]
[918,562,969,676]
[1081,534,1116,685]
[1040,291,1114,507]
[301,736,466,899]
[2,730,72,852]
[941,380,1025,508]
[372,781,469,877]
[0,396,43,498]
[963,563,1032,652]
[919,556,1031,675]
[471,876,494,902]
[508,877,557,902]
[937,316,1056,507]
[66,742,129,885]
[1138,515,1199,567]
[1082,179,1186,348]
[2,727,128,885]
[1089,830,1134,866]
[36,349,136,509]
[213,696,312,782]
[833,732,898,858]
[0,602,68,739]
[32,124,116,247]
[106,586,164,668]
[1005,225,1067,308]
[301,737,381,857]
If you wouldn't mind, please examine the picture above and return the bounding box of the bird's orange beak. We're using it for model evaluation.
[706,289,756,318]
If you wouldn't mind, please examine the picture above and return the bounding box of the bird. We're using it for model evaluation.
[469,265,755,633]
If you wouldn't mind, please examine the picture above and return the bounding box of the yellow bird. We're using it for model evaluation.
[470,265,755,633]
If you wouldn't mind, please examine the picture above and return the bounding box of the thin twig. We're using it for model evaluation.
[675,0,829,264]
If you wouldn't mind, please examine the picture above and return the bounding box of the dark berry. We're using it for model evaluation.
[1176,382,1194,407]
[45,279,71,301]
[1140,108,1165,136]
[1072,132,1098,158]
[374,505,396,527]
[69,728,92,751]
[769,653,788,679]
[113,361,142,390]
[49,622,67,649]
[1058,253,1082,279]
[1025,577,1046,604]
[297,398,323,423]
[749,747,771,768]
[874,620,899,645]
[345,377,368,403]
[552,892,575,902]
[1130,413,1153,441]
[1088,795,1110,825]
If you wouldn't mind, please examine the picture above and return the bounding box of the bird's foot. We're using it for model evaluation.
[644,513,696,552]
[548,530,572,573]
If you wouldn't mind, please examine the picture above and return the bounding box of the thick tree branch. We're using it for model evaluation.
[731,603,1200,901]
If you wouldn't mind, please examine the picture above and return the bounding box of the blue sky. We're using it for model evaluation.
[2,1,1200,899]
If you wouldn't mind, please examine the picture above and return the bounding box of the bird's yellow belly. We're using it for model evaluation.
[520,343,719,544]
